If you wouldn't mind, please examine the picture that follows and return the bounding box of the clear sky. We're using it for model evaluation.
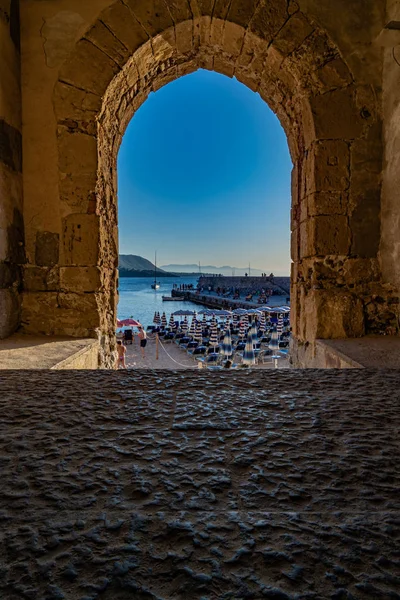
[118,69,292,275]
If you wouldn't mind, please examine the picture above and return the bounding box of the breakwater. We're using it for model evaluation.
[197,275,290,295]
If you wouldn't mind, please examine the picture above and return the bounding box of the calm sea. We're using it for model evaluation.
[118,276,199,327]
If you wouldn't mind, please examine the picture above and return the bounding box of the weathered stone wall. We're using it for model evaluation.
[14,0,400,367]
[0,0,24,338]
[381,0,400,296]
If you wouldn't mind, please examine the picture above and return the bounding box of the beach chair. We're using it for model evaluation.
[123,329,133,345]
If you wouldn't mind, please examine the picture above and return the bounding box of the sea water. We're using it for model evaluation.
[117,276,199,327]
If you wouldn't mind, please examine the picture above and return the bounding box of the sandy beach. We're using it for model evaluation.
[120,333,289,369]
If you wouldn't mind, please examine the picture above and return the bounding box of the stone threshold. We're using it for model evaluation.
[316,336,400,368]
[0,333,99,369]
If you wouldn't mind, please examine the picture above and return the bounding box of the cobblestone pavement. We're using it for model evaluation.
[0,370,400,600]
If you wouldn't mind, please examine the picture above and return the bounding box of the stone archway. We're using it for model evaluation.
[21,0,398,367]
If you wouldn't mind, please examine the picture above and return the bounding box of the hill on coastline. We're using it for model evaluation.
[161,263,266,276]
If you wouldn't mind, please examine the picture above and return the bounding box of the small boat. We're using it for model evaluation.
[151,251,160,290]
[162,296,181,301]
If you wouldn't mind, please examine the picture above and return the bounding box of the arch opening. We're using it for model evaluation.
[116,69,292,357]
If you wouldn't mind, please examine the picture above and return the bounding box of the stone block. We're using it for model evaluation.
[303,289,365,340]
[24,266,60,292]
[60,267,102,293]
[164,0,192,22]
[315,57,352,92]
[59,39,120,97]
[58,129,97,175]
[223,21,245,56]
[213,0,234,20]
[195,0,215,16]
[54,82,100,128]
[62,214,100,266]
[214,55,234,78]
[250,0,288,43]
[307,192,348,216]
[175,21,193,55]
[35,231,59,267]
[272,12,313,57]
[305,140,350,195]
[309,87,364,140]
[0,288,20,338]
[349,188,381,258]
[99,2,149,55]
[226,0,259,28]
[124,0,174,37]
[300,216,350,258]
[85,20,130,68]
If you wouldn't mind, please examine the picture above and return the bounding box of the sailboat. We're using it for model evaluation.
[151,251,160,290]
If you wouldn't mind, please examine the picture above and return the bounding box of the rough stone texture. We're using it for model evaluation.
[0,0,23,339]
[0,370,400,597]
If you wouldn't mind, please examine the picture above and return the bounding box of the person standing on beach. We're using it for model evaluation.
[116,340,126,369]
[137,326,147,358]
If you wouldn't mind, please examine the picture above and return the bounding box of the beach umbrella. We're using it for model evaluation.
[168,313,175,329]
[189,317,197,338]
[242,330,256,366]
[195,320,203,344]
[153,311,161,325]
[241,314,249,329]
[238,320,246,339]
[232,308,248,316]
[209,323,219,351]
[119,318,141,327]
[250,320,258,347]
[181,315,188,333]
[277,315,284,338]
[269,326,280,368]
[259,313,266,334]
[153,311,158,324]
[161,312,167,328]
[202,313,207,325]
[221,329,233,357]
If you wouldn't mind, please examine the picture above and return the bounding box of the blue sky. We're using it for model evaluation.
[118,69,292,275]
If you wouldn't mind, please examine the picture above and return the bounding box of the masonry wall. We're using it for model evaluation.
[381,0,400,293]
[0,0,24,338]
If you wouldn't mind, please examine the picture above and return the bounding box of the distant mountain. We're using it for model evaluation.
[119,254,167,272]
[161,263,265,276]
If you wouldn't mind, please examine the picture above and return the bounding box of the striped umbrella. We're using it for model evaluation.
[221,329,233,357]
[168,313,175,329]
[277,315,284,338]
[202,313,207,325]
[161,312,167,328]
[250,320,258,348]
[241,314,249,329]
[153,311,161,325]
[242,330,256,366]
[269,326,280,368]
[181,315,188,333]
[259,313,266,334]
[238,320,246,339]
[189,317,197,338]
[209,323,219,351]
[195,320,203,344]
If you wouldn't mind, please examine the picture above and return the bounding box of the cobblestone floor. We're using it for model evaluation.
[0,370,399,600]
